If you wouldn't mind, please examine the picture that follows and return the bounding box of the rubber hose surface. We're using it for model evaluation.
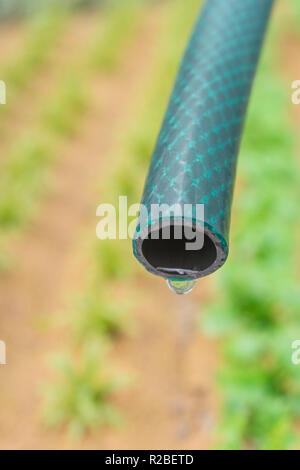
[133,0,274,280]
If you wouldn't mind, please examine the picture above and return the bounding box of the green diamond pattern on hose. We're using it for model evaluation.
[133,0,274,280]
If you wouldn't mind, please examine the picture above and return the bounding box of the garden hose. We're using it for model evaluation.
[133,0,274,286]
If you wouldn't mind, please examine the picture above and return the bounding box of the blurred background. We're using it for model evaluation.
[0,0,299,450]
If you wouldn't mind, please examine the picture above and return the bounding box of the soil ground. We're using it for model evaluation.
[0,5,219,450]
[1,2,297,451]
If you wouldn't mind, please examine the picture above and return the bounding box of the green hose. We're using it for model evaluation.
[133,0,275,282]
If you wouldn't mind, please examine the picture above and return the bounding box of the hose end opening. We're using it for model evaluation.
[134,219,227,280]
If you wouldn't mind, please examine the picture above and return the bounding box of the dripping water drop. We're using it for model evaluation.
[166,279,196,295]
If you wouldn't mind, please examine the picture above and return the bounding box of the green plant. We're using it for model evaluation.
[202,18,300,450]
[43,0,202,435]
[43,74,88,137]
[93,239,134,280]
[43,346,123,437]
[0,134,52,231]
[73,293,129,341]
[0,0,145,268]
[89,0,142,72]
[1,6,68,99]
[0,10,68,135]
[289,0,300,32]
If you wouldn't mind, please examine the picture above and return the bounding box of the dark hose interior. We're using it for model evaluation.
[141,224,217,277]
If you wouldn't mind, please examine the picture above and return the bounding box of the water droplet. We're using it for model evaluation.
[167,279,196,295]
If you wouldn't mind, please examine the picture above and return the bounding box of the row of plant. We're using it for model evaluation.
[0,1,144,270]
[0,0,105,21]
[0,6,69,128]
[0,0,163,22]
[202,12,300,449]
[290,0,300,29]
[43,0,202,437]
[89,0,143,73]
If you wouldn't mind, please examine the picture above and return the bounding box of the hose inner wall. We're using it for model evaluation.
[134,219,226,280]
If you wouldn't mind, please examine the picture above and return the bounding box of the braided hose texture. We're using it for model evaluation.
[133,0,274,280]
